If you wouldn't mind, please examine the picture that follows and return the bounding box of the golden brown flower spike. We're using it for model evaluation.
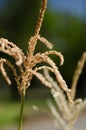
[0,0,71,100]
[0,1,73,130]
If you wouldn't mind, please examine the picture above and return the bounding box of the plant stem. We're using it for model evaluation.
[18,94,25,130]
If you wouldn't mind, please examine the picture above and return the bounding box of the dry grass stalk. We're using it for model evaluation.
[71,52,86,100]
[44,52,86,130]
[0,0,70,99]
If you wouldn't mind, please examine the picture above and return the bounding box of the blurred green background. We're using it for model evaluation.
[0,0,86,126]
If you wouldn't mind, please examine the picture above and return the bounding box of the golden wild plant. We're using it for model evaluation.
[0,0,86,130]
[0,0,71,129]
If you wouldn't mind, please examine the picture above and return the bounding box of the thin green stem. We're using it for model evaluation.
[18,94,25,130]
